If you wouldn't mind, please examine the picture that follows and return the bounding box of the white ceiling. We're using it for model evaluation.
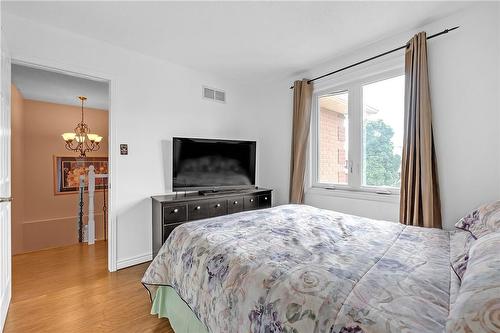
[12,64,109,109]
[3,1,473,81]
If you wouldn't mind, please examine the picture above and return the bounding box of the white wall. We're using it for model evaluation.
[250,82,294,206]
[2,13,262,269]
[428,3,500,229]
[257,3,500,229]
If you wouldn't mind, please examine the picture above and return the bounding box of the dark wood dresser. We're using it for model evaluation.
[151,187,272,257]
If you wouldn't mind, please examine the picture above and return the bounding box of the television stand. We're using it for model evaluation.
[151,187,272,257]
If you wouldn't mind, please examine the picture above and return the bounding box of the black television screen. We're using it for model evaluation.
[173,137,256,191]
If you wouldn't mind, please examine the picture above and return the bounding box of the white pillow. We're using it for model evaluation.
[446,232,500,333]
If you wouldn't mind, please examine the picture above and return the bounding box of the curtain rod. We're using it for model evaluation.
[289,26,459,89]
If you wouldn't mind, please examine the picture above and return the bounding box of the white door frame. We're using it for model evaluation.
[10,56,118,272]
[0,42,12,332]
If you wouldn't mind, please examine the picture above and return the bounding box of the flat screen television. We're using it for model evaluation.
[172,137,256,192]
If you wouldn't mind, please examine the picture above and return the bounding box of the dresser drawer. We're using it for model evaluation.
[188,202,210,220]
[163,221,184,242]
[208,200,227,217]
[243,195,258,211]
[163,204,187,223]
[227,196,244,214]
[258,194,271,208]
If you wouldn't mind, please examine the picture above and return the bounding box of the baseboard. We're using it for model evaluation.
[0,278,11,331]
[116,252,152,270]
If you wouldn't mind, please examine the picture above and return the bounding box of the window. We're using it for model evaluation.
[362,76,404,188]
[313,67,404,195]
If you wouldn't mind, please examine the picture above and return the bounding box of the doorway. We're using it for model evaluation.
[2,58,113,322]
[11,64,109,255]
[11,63,110,255]
[1,49,117,331]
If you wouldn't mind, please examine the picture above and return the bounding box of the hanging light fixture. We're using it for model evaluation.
[61,96,103,157]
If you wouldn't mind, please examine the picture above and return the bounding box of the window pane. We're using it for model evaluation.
[318,92,348,184]
[362,75,404,188]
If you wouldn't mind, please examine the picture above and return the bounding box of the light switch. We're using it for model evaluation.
[120,144,128,155]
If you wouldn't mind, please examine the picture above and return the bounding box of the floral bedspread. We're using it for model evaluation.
[142,204,450,333]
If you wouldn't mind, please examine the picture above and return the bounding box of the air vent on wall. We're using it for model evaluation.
[203,86,226,103]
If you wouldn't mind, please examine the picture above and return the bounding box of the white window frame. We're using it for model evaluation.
[310,57,404,198]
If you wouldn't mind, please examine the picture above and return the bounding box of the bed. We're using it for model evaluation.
[142,204,500,333]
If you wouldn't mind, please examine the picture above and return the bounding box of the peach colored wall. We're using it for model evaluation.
[11,85,25,255]
[11,92,108,254]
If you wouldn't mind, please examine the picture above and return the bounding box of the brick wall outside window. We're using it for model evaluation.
[319,106,348,184]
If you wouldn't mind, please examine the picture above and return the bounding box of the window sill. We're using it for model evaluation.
[306,186,400,204]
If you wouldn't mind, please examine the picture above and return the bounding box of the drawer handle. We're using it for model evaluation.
[264,197,268,200]
[195,206,201,210]
[250,198,254,202]
[172,208,179,213]
[233,201,238,205]
[215,203,221,208]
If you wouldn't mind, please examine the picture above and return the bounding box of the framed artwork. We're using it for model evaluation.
[54,156,108,194]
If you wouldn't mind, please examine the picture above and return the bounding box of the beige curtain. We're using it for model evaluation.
[400,32,442,228]
[289,79,313,204]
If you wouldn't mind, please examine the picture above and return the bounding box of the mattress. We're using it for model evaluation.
[143,204,452,333]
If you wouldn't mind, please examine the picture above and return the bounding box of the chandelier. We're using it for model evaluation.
[61,96,103,157]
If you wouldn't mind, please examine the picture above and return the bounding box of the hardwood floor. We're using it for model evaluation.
[4,241,174,332]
